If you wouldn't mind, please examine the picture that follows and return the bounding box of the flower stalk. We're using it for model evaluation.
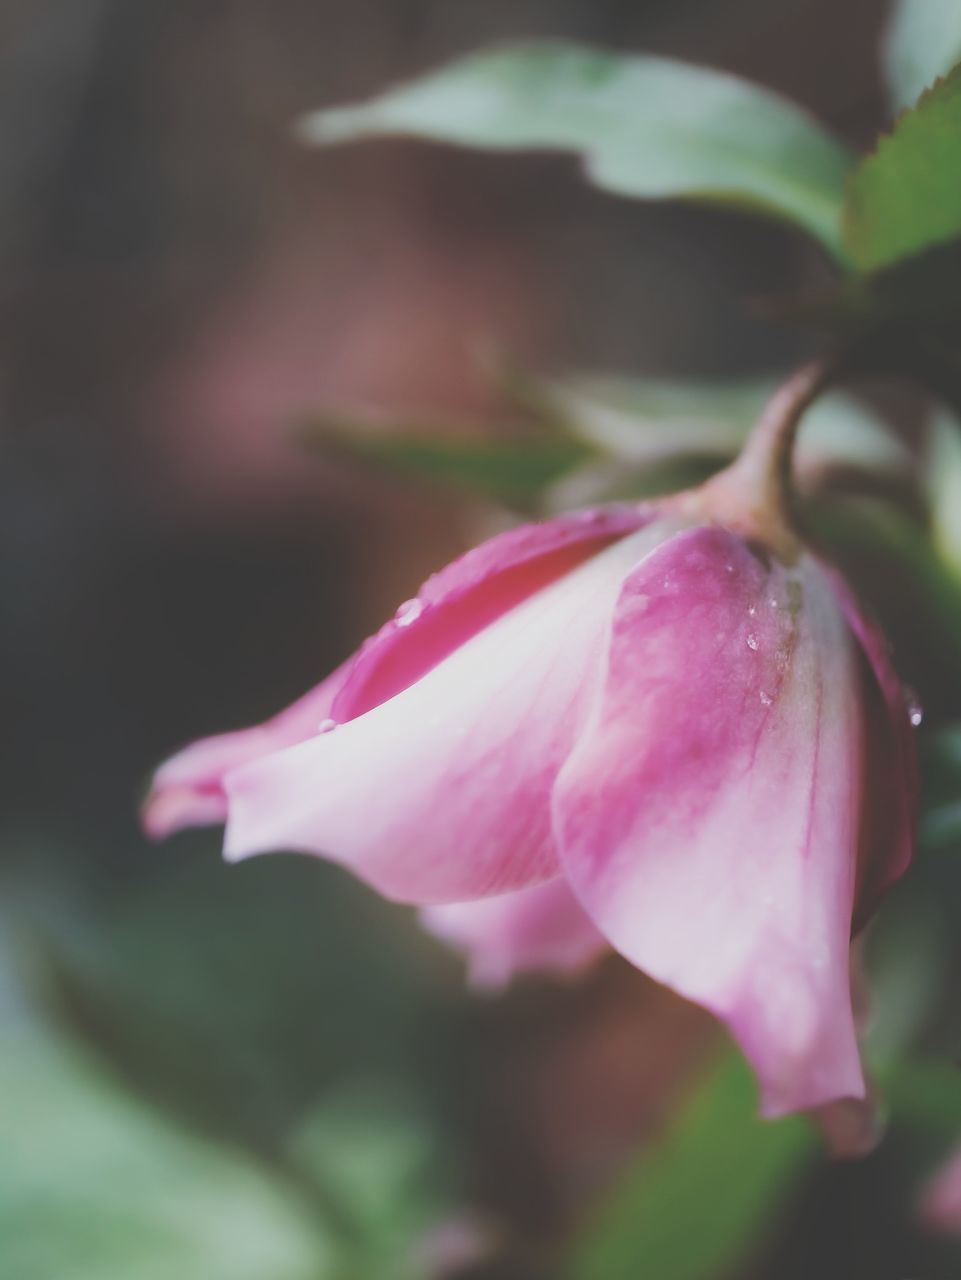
[675,354,840,557]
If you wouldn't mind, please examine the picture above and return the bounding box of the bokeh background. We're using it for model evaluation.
[5,1,961,1277]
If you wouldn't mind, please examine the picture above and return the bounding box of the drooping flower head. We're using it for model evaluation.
[145,365,917,1123]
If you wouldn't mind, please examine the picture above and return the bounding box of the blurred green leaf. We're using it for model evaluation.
[918,725,961,852]
[843,65,961,272]
[537,374,915,508]
[886,1059,961,1135]
[300,42,854,261]
[301,373,914,516]
[566,1053,817,1280]
[807,496,961,707]
[34,851,445,1158]
[288,1081,459,1280]
[0,1029,334,1280]
[300,412,593,510]
[884,0,961,113]
[549,375,911,477]
[863,893,949,1061]
[927,406,961,583]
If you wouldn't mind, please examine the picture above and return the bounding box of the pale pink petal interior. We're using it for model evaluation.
[332,505,653,722]
[224,521,676,903]
[145,506,652,842]
[420,877,606,990]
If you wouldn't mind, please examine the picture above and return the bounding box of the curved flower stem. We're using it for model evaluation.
[730,355,841,519]
[685,353,841,557]
[673,339,961,557]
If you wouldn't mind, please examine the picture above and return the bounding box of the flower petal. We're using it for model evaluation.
[553,527,866,1116]
[144,506,651,842]
[224,521,676,902]
[142,661,351,839]
[918,1144,961,1234]
[332,505,653,722]
[420,878,606,990]
[824,567,918,926]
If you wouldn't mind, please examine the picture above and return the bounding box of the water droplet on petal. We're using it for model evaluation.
[746,633,759,651]
[317,718,337,734]
[759,690,773,707]
[395,598,424,628]
[905,687,924,728]
[748,604,757,617]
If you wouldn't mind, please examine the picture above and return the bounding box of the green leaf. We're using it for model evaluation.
[884,0,961,112]
[926,406,961,582]
[918,724,961,852]
[843,64,961,271]
[300,376,913,514]
[551,375,910,475]
[0,1029,334,1280]
[535,374,914,508]
[885,1059,961,1135]
[566,1053,817,1280]
[300,42,854,261]
[299,411,593,510]
[36,852,444,1157]
[288,1081,457,1280]
[806,496,961,714]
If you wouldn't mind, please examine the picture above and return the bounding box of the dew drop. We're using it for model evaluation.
[748,604,757,617]
[746,633,759,651]
[759,691,773,707]
[395,598,424,628]
[317,718,337,734]
[905,687,924,728]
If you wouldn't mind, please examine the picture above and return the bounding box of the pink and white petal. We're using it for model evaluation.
[420,878,606,991]
[811,1080,884,1159]
[143,659,352,839]
[918,1144,961,1234]
[145,505,652,842]
[332,504,654,722]
[824,566,918,923]
[224,520,678,903]
[553,527,867,1117]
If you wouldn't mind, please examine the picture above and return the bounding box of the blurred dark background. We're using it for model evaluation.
[4,3,940,1278]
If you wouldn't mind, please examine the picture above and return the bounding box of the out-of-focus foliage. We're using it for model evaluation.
[0,1028,335,1280]
[303,37,961,342]
[8,846,463,1280]
[300,411,594,511]
[301,42,855,261]
[302,369,914,516]
[884,0,961,112]
[843,64,961,272]
[540,377,914,506]
[926,409,961,583]
[567,1053,817,1280]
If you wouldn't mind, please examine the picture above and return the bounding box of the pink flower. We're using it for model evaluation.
[144,494,916,1118]
[918,1145,961,1234]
